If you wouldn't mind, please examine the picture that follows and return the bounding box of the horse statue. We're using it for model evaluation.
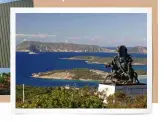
[102,45,140,84]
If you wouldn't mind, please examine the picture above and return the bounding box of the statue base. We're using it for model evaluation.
[98,82,147,98]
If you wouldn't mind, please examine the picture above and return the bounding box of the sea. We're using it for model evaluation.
[16,52,147,88]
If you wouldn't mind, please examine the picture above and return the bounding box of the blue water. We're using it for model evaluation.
[16,52,147,87]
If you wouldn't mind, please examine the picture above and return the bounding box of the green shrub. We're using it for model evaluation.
[16,85,147,108]
[0,77,5,83]
[106,92,147,108]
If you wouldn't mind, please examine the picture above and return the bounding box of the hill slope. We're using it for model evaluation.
[17,41,147,53]
[104,46,147,53]
[16,41,111,52]
[128,46,147,53]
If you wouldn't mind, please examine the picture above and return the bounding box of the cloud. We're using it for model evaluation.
[16,33,56,38]
[64,37,82,40]
[64,36,104,41]
[23,38,27,41]
[65,40,68,43]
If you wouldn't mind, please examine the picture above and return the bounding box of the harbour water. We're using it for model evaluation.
[16,52,147,87]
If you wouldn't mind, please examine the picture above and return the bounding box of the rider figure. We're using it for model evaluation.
[103,45,139,84]
[117,45,134,82]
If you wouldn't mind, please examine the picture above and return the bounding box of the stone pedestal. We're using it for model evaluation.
[98,83,147,97]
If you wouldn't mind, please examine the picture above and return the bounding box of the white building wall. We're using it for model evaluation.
[98,84,115,96]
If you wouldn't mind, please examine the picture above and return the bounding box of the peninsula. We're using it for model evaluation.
[61,56,147,65]
[32,68,147,82]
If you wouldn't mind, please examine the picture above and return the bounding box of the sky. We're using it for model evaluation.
[0,68,10,73]
[0,0,19,3]
[16,13,147,47]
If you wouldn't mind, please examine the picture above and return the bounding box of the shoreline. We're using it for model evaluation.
[59,57,146,66]
[84,60,145,65]
[31,69,147,82]
[31,76,146,82]
[31,69,107,82]
[31,76,101,82]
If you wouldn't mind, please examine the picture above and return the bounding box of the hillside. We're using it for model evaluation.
[16,41,111,52]
[128,46,147,53]
[104,46,147,53]
[17,41,147,53]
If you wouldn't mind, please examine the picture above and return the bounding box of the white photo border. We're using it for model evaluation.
[10,7,152,114]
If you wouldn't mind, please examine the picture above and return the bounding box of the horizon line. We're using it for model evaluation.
[17,40,147,47]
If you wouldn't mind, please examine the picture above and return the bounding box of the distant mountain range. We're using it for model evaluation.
[127,46,147,53]
[16,41,147,53]
[16,41,111,52]
[104,46,147,53]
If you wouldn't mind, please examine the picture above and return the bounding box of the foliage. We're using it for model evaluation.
[16,85,147,108]
[0,72,10,95]
[70,68,104,80]
[106,92,147,108]
[16,86,104,108]
[0,77,5,83]
[0,72,10,84]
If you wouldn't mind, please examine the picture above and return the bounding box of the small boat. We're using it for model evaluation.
[29,51,38,54]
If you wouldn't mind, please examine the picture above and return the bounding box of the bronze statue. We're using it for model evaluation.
[103,45,139,84]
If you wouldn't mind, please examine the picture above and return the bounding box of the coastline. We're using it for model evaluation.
[31,69,107,82]
[59,56,146,66]
[32,76,101,82]
[84,60,145,65]
[31,68,147,82]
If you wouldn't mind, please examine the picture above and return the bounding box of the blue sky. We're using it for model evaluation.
[16,13,147,47]
[0,68,10,73]
[0,0,19,3]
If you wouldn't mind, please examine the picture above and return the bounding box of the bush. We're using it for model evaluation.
[0,77,5,83]
[106,92,147,108]
[16,85,147,108]
[16,86,104,108]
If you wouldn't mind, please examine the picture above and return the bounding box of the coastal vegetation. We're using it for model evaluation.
[0,72,10,86]
[32,68,147,81]
[0,72,10,95]
[16,85,147,108]
[62,56,147,65]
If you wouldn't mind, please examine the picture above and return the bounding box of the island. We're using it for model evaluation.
[32,68,147,82]
[60,56,147,65]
